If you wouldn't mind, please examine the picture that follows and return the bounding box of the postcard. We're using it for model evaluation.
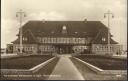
[1,0,127,80]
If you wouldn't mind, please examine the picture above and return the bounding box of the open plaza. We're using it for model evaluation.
[0,53,127,80]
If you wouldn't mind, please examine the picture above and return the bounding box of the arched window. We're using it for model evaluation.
[102,37,106,41]
[23,37,28,41]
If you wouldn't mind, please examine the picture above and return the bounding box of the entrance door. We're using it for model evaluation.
[55,45,72,54]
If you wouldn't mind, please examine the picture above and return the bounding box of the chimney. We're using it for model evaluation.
[84,19,87,23]
[42,19,45,23]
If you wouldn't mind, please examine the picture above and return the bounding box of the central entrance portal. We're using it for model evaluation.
[55,45,73,54]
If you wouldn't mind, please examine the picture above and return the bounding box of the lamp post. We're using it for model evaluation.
[104,10,114,54]
[16,9,26,54]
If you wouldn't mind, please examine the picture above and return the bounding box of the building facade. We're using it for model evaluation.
[11,20,122,55]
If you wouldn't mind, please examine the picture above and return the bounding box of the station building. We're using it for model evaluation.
[11,20,122,54]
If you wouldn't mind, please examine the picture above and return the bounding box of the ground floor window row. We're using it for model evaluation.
[38,45,89,52]
[39,45,55,52]
[13,45,90,53]
[92,44,123,54]
[13,44,122,54]
[92,45,117,51]
[13,45,37,52]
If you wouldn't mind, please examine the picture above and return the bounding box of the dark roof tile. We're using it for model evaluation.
[13,20,118,44]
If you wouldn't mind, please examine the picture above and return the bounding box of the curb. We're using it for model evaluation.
[73,57,127,75]
[1,57,56,74]
[73,57,103,74]
[30,57,56,73]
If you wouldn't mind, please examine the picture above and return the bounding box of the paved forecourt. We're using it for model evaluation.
[48,55,84,80]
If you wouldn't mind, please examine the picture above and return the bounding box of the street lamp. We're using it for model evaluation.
[16,9,26,54]
[104,10,114,54]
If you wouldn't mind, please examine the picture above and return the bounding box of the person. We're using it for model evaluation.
[22,48,25,53]
[116,51,119,55]
[18,48,20,53]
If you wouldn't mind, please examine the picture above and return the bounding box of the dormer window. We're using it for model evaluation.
[84,19,87,23]
[63,25,66,30]
[62,25,67,34]
[102,37,106,41]
[75,32,78,34]
[51,31,55,34]
[23,37,28,41]
[83,32,87,35]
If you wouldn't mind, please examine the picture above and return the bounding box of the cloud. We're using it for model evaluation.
[27,11,68,21]
[101,16,127,50]
[1,11,67,48]
[1,0,127,50]
[1,19,19,48]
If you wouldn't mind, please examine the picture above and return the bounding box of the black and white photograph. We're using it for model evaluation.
[1,0,127,80]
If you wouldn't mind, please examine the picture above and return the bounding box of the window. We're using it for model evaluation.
[53,38,56,43]
[42,38,44,43]
[69,38,72,43]
[96,46,99,51]
[60,38,63,43]
[78,38,83,44]
[80,38,84,44]
[63,38,66,43]
[51,31,54,34]
[63,25,66,30]
[61,38,64,43]
[56,38,60,43]
[23,37,28,41]
[102,37,106,41]
[76,38,79,43]
[62,25,67,34]
[44,37,47,43]
[50,38,53,43]
[75,32,78,34]
[67,38,69,43]
[47,38,50,43]
[73,38,76,44]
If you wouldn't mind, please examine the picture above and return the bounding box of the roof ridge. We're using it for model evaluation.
[28,20,101,22]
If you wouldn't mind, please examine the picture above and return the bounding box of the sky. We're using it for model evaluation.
[1,0,127,50]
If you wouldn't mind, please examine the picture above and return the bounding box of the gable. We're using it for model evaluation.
[12,29,37,44]
[92,28,118,44]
